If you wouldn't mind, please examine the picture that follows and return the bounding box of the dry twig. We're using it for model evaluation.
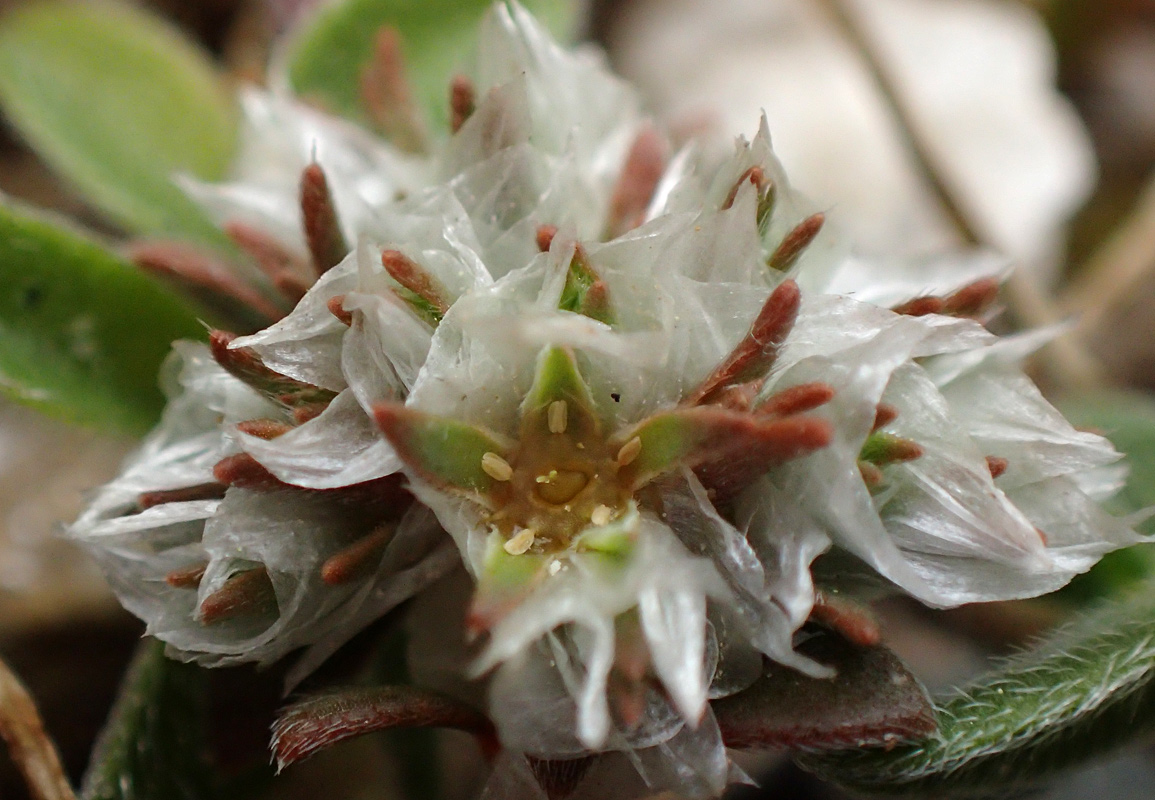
[815,0,1103,389]
[0,653,76,800]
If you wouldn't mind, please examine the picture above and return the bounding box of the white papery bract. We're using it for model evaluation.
[69,3,646,673]
[72,4,1139,799]
[613,0,1095,283]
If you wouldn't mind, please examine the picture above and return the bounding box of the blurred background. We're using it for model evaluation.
[3,0,1155,797]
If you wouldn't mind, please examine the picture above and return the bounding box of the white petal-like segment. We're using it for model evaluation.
[230,256,357,391]
[238,390,401,489]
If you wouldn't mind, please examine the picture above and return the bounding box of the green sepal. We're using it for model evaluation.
[0,0,237,245]
[859,431,921,466]
[393,287,444,327]
[0,201,205,433]
[373,402,513,494]
[481,529,549,590]
[615,407,764,489]
[521,346,599,437]
[471,529,549,630]
[558,247,613,324]
[576,502,639,566]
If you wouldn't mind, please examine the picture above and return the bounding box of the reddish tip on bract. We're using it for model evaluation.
[722,166,767,211]
[360,25,427,153]
[606,126,667,238]
[891,277,1001,319]
[327,294,354,326]
[684,280,801,406]
[759,382,836,417]
[449,74,476,134]
[810,592,882,647]
[165,562,208,589]
[943,277,1001,317]
[213,453,287,492]
[768,213,824,271]
[271,687,497,772]
[536,225,558,253]
[872,403,899,432]
[320,525,392,586]
[891,296,944,317]
[236,419,294,440]
[128,239,285,322]
[199,568,276,624]
[224,220,312,305]
[139,482,226,510]
[382,250,450,316]
[300,163,348,276]
[986,455,1009,479]
[692,414,833,500]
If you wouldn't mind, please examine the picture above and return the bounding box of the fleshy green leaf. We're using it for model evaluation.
[713,631,934,752]
[284,0,577,132]
[0,0,236,243]
[81,639,214,800]
[0,202,205,433]
[801,578,1155,798]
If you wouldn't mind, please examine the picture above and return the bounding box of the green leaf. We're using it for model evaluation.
[81,639,215,800]
[285,0,577,132]
[0,0,236,243]
[1057,391,1155,600]
[801,578,1155,798]
[0,202,205,433]
[1060,391,1155,521]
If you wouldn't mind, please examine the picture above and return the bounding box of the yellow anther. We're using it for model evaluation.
[548,400,568,434]
[481,452,513,482]
[504,528,537,555]
[590,504,613,526]
[616,436,642,467]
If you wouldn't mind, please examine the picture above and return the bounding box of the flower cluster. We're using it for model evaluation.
[71,3,1139,796]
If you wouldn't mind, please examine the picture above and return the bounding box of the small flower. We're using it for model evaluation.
[70,0,652,676]
[70,3,1141,797]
